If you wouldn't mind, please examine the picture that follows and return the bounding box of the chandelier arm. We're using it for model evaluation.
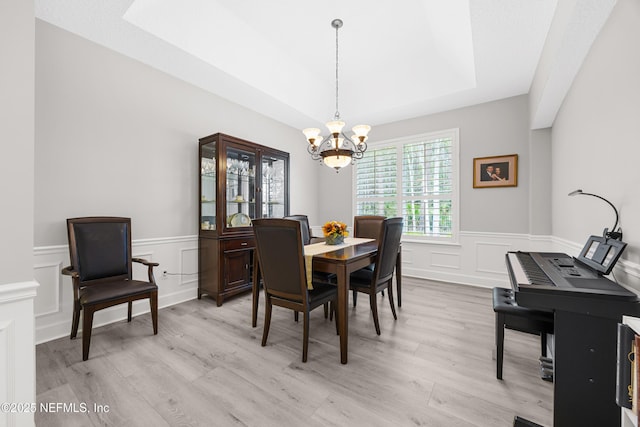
[337,133,366,155]
[307,144,322,160]
[352,151,365,160]
[338,131,354,147]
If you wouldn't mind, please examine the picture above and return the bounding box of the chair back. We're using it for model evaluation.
[373,217,403,285]
[253,219,307,301]
[353,215,385,239]
[67,217,132,284]
[284,214,312,245]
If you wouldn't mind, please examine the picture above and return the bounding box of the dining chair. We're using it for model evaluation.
[284,214,324,245]
[349,217,403,335]
[352,215,385,307]
[252,218,339,362]
[284,214,331,321]
[62,217,159,360]
[353,215,386,240]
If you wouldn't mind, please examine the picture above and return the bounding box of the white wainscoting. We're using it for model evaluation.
[33,232,640,345]
[33,236,199,344]
[401,231,541,288]
[0,281,39,427]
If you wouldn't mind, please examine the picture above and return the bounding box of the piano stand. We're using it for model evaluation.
[539,356,553,382]
[513,416,544,427]
[553,309,620,426]
[505,250,640,426]
[492,288,554,380]
[514,288,640,426]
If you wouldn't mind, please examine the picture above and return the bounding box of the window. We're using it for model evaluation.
[354,129,459,241]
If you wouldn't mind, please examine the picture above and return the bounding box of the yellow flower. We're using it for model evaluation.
[322,221,349,237]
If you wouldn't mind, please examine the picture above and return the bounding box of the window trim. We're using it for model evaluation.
[352,128,460,243]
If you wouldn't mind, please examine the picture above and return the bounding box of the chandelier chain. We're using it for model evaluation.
[334,22,340,120]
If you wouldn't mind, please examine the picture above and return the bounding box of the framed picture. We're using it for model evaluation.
[473,154,518,188]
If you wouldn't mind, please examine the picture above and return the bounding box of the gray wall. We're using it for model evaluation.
[551,0,640,283]
[1,0,34,284]
[529,128,552,236]
[34,21,320,247]
[318,95,541,234]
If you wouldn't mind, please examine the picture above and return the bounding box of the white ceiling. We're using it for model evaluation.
[35,1,567,130]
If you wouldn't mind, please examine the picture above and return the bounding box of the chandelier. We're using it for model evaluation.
[303,18,371,172]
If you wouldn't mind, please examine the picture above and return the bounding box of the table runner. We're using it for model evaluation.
[304,237,375,289]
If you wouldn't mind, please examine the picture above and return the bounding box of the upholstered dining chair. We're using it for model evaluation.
[62,217,159,361]
[353,215,386,240]
[284,214,324,244]
[349,217,403,335]
[351,215,385,307]
[253,218,338,362]
[285,214,331,321]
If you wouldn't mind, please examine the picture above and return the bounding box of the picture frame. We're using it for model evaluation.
[473,154,518,188]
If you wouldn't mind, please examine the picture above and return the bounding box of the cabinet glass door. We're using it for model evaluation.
[261,154,287,218]
[200,141,216,231]
[225,146,256,228]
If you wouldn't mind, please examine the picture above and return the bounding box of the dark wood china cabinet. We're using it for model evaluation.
[198,133,289,306]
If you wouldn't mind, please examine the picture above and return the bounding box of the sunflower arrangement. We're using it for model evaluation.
[322,221,349,238]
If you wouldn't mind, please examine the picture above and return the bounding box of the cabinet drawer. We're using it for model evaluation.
[223,237,255,251]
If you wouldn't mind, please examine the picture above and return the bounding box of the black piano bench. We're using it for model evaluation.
[492,287,554,380]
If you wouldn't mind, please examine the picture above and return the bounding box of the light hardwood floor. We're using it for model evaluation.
[35,278,553,426]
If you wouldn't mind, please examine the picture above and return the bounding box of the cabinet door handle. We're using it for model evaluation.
[241,242,248,246]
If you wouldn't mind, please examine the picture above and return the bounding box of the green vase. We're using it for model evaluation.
[325,234,344,245]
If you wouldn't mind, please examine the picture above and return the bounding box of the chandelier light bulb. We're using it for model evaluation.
[302,127,321,142]
[326,120,346,135]
[352,125,371,141]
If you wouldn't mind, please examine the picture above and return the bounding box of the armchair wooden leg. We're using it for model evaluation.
[332,301,339,335]
[150,291,158,335]
[352,289,358,307]
[71,303,81,339]
[294,311,299,322]
[82,307,95,361]
[127,301,133,322]
[324,303,329,319]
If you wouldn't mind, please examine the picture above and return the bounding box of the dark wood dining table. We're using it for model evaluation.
[251,240,401,364]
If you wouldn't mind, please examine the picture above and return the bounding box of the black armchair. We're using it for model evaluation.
[62,217,159,360]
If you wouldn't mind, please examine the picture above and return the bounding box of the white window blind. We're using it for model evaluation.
[354,130,459,241]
